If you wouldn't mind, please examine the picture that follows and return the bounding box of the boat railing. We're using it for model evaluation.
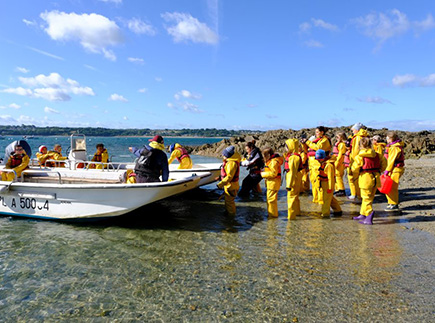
[21,170,62,184]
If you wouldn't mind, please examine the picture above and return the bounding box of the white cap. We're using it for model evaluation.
[351,122,363,131]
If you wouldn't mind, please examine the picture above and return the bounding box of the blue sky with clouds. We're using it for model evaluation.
[0,0,434,131]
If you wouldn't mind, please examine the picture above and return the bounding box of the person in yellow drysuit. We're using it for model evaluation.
[371,135,386,155]
[351,137,387,225]
[332,132,347,196]
[315,149,342,218]
[303,126,332,204]
[383,131,405,212]
[284,139,303,220]
[1,144,30,181]
[46,144,68,167]
[36,145,50,167]
[347,122,370,201]
[261,148,284,218]
[168,143,193,169]
[89,143,109,169]
[126,169,137,184]
[217,145,241,215]
[299,140,310,193]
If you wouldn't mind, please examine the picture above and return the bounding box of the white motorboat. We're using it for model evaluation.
[0,169,207,221]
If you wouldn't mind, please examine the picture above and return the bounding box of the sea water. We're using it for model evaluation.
[0,136,433,321]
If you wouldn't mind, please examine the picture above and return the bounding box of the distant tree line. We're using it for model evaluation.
[0,125,262,137]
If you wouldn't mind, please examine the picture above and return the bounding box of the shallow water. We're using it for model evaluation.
[0,185,434,321]
[0,137,434,321]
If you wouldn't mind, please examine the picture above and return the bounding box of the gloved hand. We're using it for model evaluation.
[216,182,224,189]
[383,170,390,176]
[309,135,316,141]
[286,187,292,191]
[241,160,249,167]
[327,189,333,194]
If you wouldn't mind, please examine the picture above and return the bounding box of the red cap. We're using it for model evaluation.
[149,135,164,143]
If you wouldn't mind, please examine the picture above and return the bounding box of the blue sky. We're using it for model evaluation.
[0,0,434,131]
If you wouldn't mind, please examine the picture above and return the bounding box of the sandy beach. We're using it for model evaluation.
[395,155,435,235]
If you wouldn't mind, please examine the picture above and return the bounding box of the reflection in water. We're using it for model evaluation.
[0,185,432,321]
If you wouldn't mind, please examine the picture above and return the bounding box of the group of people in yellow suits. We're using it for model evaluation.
[216,123,405,225]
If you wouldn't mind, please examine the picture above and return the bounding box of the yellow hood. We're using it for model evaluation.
[285,139,299,154]
[357,129,369,138]
[149,141,165,150]
[174,143,181,149]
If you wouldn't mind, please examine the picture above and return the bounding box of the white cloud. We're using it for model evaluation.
[179,102,203,113]
[174,90,202,100]
[138,88,148,93]
[0,115,16,123]
[414,14,435,31]
[304,39,323,48]
[311,18,339,32]
[127,18,156,35]
[123,116,128,120]
[84,64,97,71]
[98,0,122,3]
[1,72,94,101]
[26,46,64,60]
[369,119,435,131]
[161,12,218,44]
[155,77,162,82]
[40,10,123,60]
[352,9,410,47]
[108,93,128,102]
[392,73,435,87]
[44,106,60,114]
[16,67,30,73]
[9,103,21,109]
[299,18,339,33]
[22,19,36,26]
[357,96,392,104]
[128,57,144,64]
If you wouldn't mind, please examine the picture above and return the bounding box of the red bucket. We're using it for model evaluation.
[378,174,393,194]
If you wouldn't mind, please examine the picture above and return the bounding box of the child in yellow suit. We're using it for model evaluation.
[1,144,30,181]
[333,132,347,196]
[351,137,386,224]
[284,139,303,220]
[168,143,193,169]
[261,148,284,218]
[315,149,342,218]
[217,146,241,215]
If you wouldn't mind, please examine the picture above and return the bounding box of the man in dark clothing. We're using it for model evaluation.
[129,135,169,183]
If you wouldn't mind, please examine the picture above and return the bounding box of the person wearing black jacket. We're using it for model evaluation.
[238,140,264,197]
[129,135,169,183]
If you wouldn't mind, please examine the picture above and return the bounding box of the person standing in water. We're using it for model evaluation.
[238,140,264,197]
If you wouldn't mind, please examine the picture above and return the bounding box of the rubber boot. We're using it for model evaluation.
[359,211,374,225]
[353,214,365,220]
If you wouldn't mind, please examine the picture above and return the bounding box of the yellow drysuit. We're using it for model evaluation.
[285,139,303,220]
[217,152,241,215]
[351,149,387,216]
[306,136,331,204]
[317,156,341,217]
[334,141,347,191]
[261,154,284,218]
[385,141,405,205]
[348,129,370,197]
[1,153,30,181]
[168,143,193,169]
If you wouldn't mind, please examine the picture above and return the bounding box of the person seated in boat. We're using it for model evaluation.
[88,143,109,169]
[45,144,68,167]
[1,144,30,181]
[36,145,50,167]
[125,169,137,184]
[129,135,169,183]
[168,143,193,169]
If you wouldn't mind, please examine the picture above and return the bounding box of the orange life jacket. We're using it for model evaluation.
[361,154,381,173]
[220,160,240,182]
[176,147,189,162]
[284,153,303,172]
[10,154,24,168]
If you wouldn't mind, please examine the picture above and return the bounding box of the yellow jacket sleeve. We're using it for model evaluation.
[379,153,387,173]
[101,150,109,164]
[335,142,346,166]
[306,137,331,152]
[53,152,67,161]
[325,163,335,191]
[168,150,181,165]
[351,155,363,178]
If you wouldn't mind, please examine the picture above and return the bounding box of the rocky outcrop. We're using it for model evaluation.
[189,127,435,159]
